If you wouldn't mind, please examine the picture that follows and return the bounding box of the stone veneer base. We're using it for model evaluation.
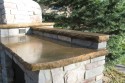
[0,47,105,83]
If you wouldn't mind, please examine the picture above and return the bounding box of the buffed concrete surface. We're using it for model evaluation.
[2,35,100,64]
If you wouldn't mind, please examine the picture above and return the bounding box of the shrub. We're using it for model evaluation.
[39,0,125,61]
[106,33,125,61]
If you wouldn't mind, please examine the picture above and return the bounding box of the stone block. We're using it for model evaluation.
[5,50,12,59]
[49,34,58,39]
[16,3,25,10]
[33,31,43,36]
[30,15,42,22]
[4,0,15,3]
[14,15,27,20]
[13,57,19,67]
[30,15,42,23]
[6,14,15,24]
[28,11,33,15]
[8,29,19,36]
[96,74,103,81]
[17,61,26,72]
[83,77,95,83]
[64,61,88,83]
[39,70,52,83]
[10,9,20,15]
[11,10,28,15]
[85,60,105,70]
[4,3,17,9]
[25,74,32,83]
[1,15,7,24]
[58,35,71,42]
[72,38,92,47]
[25,70,39,82]
[43,33,58,39]
[0,29,9,37]
[96,80,103,83]
[1,51,6,68]
[64,66,85,83]
[14,15,31,23]
[91,56,105,63]
[31,1,41,9]
[64,64,76,71]
[3,8,11,13]
[6,67,14,82]
[1,9,4,15]
[98,42,107,49]
[33,9,41,15]
[85,66,104,79]
[1,68,8,83]
[43,33,51,38]
[38,70,46,83]
[1,50,14,83]
[0,0,3,4]
[4,54,12,67]
[0,3,4,9]
[51,67,64,83]
[72,39,107,49]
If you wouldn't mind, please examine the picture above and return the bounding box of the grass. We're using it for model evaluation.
[104,55,125,83]
[104,66,125,83]
[117,56,125,66]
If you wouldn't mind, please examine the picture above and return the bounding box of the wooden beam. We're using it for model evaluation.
[0,22,54,29]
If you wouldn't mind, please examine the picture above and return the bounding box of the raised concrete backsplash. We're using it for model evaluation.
[31,27,109,49]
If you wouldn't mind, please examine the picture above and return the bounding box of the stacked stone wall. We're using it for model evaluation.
[0,0,42,24]
[3,49,105,83]
[15,51,105,83]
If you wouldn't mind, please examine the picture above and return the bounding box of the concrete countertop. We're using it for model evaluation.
[0,35,108,71]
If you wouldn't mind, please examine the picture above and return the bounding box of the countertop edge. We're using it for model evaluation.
[3,43,108,71]
[29,49,108,71]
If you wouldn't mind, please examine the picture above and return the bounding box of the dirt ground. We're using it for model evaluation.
[103,68,125,83]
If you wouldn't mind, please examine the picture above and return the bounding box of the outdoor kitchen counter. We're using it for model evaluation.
[0,35,108,71]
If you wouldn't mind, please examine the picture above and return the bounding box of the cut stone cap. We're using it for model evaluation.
[32,27,109,43]
[0,23,54,28]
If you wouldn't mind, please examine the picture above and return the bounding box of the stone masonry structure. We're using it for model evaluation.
[0,26,109,83]
[0,0,42,24]
[0,0,42,37]
[0,0,109,83]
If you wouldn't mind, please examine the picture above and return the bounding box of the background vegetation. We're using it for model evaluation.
[38,0,125,62]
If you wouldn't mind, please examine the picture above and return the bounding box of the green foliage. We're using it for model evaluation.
[39,0,125,32]
[107,33,125,61]
[43,13,57,22]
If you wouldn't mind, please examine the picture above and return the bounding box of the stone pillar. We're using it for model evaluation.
[0,0,42,24]
[0,0,42,37]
